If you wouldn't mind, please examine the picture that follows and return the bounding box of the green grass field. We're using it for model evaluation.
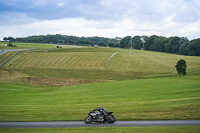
[0,76,199,121]
[1,126,200,133]
[0,43,200,126]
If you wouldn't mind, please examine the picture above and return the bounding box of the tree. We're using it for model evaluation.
[3,37,8,41]
[178,41,190,55]
[132,36,143,49]
[165,36,179,53]
[120,36,131,48]
[187,38,200,56]
[3,37,15,46]
[144,35,158,50]
[150,37,165,52]
[140,35,148,50]
[175,59,187,76]
[165,37,188,54]
[7,37,15,42]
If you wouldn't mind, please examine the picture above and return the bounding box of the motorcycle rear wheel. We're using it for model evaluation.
[84,116,92,124]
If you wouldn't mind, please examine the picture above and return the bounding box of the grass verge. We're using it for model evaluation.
[0,126,200,133]
[0,76,199,121]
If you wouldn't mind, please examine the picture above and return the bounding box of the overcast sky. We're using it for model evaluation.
[0,0,200,40]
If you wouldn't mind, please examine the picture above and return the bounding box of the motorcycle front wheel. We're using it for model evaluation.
[110,115,116,122]
[84,116,92,124]
[106,115,116,123]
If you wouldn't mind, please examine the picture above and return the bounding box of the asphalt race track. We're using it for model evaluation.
[0,120,200,128]
[0,49,28,55]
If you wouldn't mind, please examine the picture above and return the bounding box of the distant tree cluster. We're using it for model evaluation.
[3,34,200,56]
[6,34,120,47]
[120,35,200,56]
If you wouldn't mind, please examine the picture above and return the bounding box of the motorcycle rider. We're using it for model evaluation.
[97,106,107,114]
[96,106,108,122]
[84,107,116,124]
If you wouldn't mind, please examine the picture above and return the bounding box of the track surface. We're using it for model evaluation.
[0,120,200,128]
[0,49,27,55]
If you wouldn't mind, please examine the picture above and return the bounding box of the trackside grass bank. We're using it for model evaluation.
[0,126,200,133]
[0,76,199,121]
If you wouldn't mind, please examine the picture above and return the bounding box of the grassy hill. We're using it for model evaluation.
[0,76,199,121]
[0,43,200,122]
[1,47,200,83]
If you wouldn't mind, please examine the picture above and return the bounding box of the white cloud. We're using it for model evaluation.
[57,2,64,7]
[0,0,200,40]
[100,0,200,23]
[1,15,200,40]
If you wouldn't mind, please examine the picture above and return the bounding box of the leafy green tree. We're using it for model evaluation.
[165,36,180,53]
[175,59,187,76]
[140,35,148,50]
[150,37,165,52]
[3,37,8,41]
[187,38,200,56]
[178,41,190,55]
[165,37,188,54]
[132,36,143,49]
[144,35,158,50]
[4,37,15,46]
[7,37,15,43]
[120,36,131,48]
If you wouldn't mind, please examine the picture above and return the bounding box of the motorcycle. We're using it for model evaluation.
[84,109,116,124]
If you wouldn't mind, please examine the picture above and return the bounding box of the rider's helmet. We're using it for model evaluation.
[98,106,103,110]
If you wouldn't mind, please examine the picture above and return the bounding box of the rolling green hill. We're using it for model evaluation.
[1,47,200,83]
[0,45,200,122]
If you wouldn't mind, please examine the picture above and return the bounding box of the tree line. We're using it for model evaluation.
[120,35,200,56]
[3,34,200,56]
[3,34,120,47]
